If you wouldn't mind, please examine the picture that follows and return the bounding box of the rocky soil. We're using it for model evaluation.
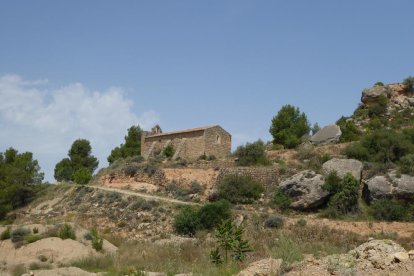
[287,239,414,276]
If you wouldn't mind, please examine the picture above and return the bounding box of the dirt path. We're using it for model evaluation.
[86,185,414,238]
[86,185,201,206]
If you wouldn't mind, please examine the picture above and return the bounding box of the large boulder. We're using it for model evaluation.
[322,158,363,182]
[310,125,342,145]
[237,258,282,276]
[279,170,328,210]
[366,172,414,201]
[361,85,389,104]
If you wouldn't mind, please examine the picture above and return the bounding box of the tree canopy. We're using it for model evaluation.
[0,147,44,219]
[107,125,143,164]
[54,139,98,183]
[269,104,310,148]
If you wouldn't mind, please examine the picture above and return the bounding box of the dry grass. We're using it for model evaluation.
[69,218,387,275]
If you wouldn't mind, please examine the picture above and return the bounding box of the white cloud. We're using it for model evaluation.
[0,74,159,181]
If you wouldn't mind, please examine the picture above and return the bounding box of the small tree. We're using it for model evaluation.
[234,140,270,166]
[0,148,44,219]
[73,168,92,185]
[108,125,143,164]
[54,139,98,182]
[59,223,76,240]
[210,220,252,265]
[90,228,103,251]
[270,105,310,148]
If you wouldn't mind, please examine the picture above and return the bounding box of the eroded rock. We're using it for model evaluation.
[279,170,328,210]
[366,172,414,201]
[361,85,389,104]
[310,125,342,145]
[322,158,363,181]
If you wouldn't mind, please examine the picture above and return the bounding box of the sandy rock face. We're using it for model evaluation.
[0,237,96,266]
[322,158,363,181]
[279,170,328,210]
[288,239,414,276]
[349,239,407,270]
[237,258,282,276]
[310,125,342,145]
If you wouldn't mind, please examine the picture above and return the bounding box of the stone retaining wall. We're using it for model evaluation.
[216,166,280,188]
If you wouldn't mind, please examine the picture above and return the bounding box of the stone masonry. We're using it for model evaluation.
[141,125,231,160]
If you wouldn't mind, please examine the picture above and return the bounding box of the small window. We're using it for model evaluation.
[216,135,221,144]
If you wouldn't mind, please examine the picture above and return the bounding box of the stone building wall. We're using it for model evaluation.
[204,126,232,159]
[141,126,231,160]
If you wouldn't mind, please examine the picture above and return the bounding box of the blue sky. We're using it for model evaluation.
[0,1,413,181]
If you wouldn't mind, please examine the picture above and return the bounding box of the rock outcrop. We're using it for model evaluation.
[279,170,328,210]
[237,258,282,276]
[361,85,390,104]
[361,83,414,108]
[310,125,342,145]
[366,172,414,201]
[322,158,363,181]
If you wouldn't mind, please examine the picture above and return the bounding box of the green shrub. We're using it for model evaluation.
[399,154,414,175]
[73,168,92,185]
[345,143,370,161]
[265,215,284,228]
[370,199,410,221]
[273,189,292,211]
[403,76,414,91]
[367,94,388,118]
[270,104,310,149]
[143,163,158,176]
[163,145,175,158]
[234,140,270,166]
[11,228,30,243]
[217,175,264,204]
[374,82,384,86]
[199,200,232,229]
[323,173,359,218]
[90,228,103,251]
[59,223,76,240]
[124,164,139,177]
[173,206,201,236]
[345,129,414,164]
[189,181,203,194]
[0,228,10,240]
[32,227,39,234]
[336,117,361,142]
[24,234,42,244]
